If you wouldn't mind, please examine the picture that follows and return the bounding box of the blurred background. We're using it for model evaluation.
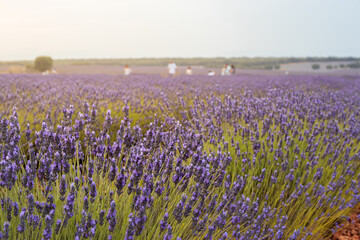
[1,0,359,75]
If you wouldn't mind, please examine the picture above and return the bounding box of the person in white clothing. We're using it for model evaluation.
[208,70,215,76]
[168,61,177,76]
[186,66,193,75]
[221,64,228,76]
[226,64,232,75]
[124,65,131,75]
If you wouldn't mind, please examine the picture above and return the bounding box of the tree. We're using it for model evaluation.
[264,65,273,70]
[312,64,320,70]
[326,65,333,70]
[347,62,360,69]
[34,56,53,72]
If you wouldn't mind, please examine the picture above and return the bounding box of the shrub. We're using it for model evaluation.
[34,56,54,72]
[326,65,333,70]
[347,62,360,69]
[312,64,320,70]
[264,65,273,70]
[25,64,36,73]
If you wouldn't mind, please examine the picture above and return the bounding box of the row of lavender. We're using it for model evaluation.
[0,74,360,239]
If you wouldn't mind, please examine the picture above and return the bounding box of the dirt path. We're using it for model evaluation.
[331,206,360,240]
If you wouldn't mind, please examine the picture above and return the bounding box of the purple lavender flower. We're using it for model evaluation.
[84,196,89,212]
[59,175,67,201]
[103,109,112,131]
[3,222,10,240]
[6,200,12,222]
[63,184,76,227]
[208,194,218,212]
[160,213,169,232]
[27,193,35,215]
[43,194,56,217]
[125,213,135,240]
[214,210,227,229]
[108,158,117,182]
[74,176,80,191]
[106,201,117,232]
[197,214,208,233]
[90,227,96,238]
[133,205,147,235]
[90,181,97,202]
[173,195,187,223]
[17,207,27,233]
[155,181,165,196]
[99,210,105,226]
[30,215,40,230]
[12,202,19,217]
[219,232,228,240]
[55,219,62,234]
[163,224,173,240]
[313,167,324,182]
[205,225,215,240]
[42,210,55,240]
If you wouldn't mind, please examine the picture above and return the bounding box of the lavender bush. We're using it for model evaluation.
[0,73,360,239]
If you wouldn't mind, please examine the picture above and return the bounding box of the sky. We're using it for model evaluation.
[0,0,360,60]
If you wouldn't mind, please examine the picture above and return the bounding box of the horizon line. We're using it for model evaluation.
[1,56,360,62]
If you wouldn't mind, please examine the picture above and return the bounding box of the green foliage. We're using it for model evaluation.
[34,56,54,72]
[312,64,320,70]
[51,57,360,69]
[347,62,360,69]
[25,64,34,70]
[3,57,360,70]
[326,65,333,70]
[264,65,273,70]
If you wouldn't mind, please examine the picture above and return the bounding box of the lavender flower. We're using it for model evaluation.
[173,195,187,223]
[12,202,19,217]
[160,213,169,232]
[55,219,62,234]
[90,180,97,202]
[106,201,117,232]
[99,210,105,226]
[59,175,67,201]
[42,210,55,240]
[163,224,173,240]
[63,184,76,227]
[3,222,10,240]
[17,207,27,233]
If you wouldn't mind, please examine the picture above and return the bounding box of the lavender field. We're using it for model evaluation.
[0,73,360,239]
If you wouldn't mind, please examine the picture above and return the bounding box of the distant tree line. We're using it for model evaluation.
[311,62,360,70]
[1,57,360,70]
[347,62,360,68]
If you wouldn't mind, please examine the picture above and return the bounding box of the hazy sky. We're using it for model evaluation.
[1,0,359,60]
